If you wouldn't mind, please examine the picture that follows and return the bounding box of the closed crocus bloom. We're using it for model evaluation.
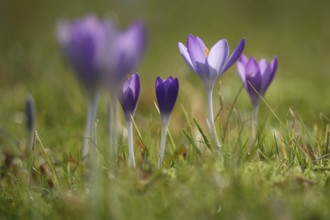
[155,76,179,167]
[237,54,278,107]
[178,34,245,90]
[118,73,140,167]
[118,73,140,120]
[25,95,36,151]
[155,76,179,121]
[56,15,108,93]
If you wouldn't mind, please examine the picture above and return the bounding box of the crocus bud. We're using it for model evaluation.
[155,76,179,121]
[118,73,140,120]
[237,54,278,107]
[26,95,35,151]
[25,95,35,133]
[56,15,108,93]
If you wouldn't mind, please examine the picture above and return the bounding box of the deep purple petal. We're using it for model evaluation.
[155,76,179,116]
[207,39,229,78]
[166,78,179,115]
[131,73,140,99]
[221,38,245,73]
[270,57,278,76]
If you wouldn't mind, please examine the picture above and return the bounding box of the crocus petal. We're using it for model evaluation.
[245,59,263,106]
[270,57,278,75]
[155,76,179,117]
[263,57,278,92]
[258,59,269,74]
[167,78,179,114]
[258,60,272,93]
[187,34,209,75]
[56,16,108,92]
[131,73,140,99]
[118,73,140,120]
[207,39,229,78]
[178,42,196,72]
[221,38,245,73]
[239,54,249,66]
[237,61,246,83]
[112,21,147,81]
[155,77,166,113]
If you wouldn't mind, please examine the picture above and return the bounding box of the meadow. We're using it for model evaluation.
[1,0,330,219]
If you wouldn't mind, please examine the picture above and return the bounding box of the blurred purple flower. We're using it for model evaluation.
[237,54,278,107]
[178,34,245,89]
[56,15,108,93]
[25,95,35,133]
[118,73,140,120]
[155,76,179,120]
[106,21,147,89]
[26,95,36,151]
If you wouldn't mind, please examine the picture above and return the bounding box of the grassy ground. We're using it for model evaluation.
[1,0,330,219]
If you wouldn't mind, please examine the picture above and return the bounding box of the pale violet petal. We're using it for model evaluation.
[207,39,228,78]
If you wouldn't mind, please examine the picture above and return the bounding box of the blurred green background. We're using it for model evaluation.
[0,0,330,151]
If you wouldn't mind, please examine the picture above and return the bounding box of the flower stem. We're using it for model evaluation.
[107,96,119,165]
[82,92,99,160]
[127,118,136,167]
[158,118,169,168]
[207,88,221,151]
[252,105,259,142]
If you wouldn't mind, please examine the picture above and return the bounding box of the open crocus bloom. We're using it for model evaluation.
[118,73,140,120]
[56,15,108,93]
[178,34,245,90]
[237,54,278,107]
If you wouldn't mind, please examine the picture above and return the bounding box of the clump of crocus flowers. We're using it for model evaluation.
[56,15,147,161]
[178,34,245,151]
[56,14,278,169]
[237,54,278,138]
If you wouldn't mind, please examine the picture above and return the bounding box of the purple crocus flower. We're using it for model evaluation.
[118,73,140,167]
[155,76,179,167]
[56,15,109,159]
[178,34,244,150]
[106,21,147,163]
[106,21,147,89]
[118,73,140,120]
[56,15,108,93]
[178,34,245,90]
[155,76,179,121]
[237,54,278,107]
